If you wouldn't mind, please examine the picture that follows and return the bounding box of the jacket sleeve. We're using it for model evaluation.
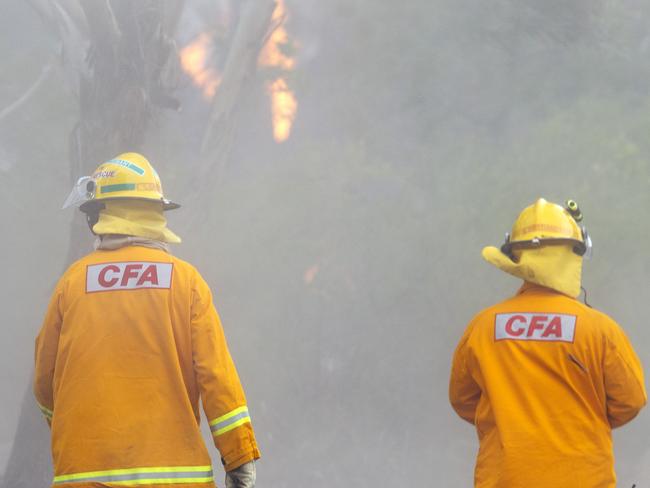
[190,272,261,471]
[602,318,647,428]
[33,280,64,426]
[449,322,481,424]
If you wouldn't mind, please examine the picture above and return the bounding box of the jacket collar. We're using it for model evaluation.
[516,281,561,296]
[94,234,170,253]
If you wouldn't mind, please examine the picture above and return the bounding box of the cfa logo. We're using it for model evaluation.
[86,262,173,292]
[494,313,576,343]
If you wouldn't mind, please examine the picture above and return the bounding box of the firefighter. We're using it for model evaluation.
[34,153,260,488]
[449,198,646,488]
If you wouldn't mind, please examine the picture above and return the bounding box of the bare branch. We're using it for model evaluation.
[0,62,53,122]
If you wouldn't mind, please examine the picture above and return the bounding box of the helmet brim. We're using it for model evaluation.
[80,197,181,213]
[501,238,587,257]
[162,199,181,211]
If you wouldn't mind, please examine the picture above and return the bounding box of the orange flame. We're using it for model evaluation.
[180,33,221,99]
[259,0,297,143]
[259,0,295,70]
[304,264,320,285]
[267,78,297,143]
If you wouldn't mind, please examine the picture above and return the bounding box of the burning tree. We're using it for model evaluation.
[258,0,298,143]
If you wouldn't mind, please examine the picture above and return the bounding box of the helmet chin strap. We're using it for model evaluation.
[83,203,104,235]
[580,286,592,308]
[86,210,99,235]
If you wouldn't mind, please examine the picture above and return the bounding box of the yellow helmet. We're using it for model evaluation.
[501,198,590,257]
[63,152,180,212]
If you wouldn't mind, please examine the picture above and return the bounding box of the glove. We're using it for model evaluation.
[225,460,256,488]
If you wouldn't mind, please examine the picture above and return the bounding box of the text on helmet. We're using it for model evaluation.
[92,170,117,179]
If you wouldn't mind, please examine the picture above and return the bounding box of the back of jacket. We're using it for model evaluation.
[34,246,260,488]
[449,283,646,488]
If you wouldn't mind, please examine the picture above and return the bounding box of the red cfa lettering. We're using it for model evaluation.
[495,313,576,342]
[121,264,143,286]
[137,264,159,286]
[505,315,526,336]
[527,315,548,337]
[541,316,563,338]
[98,265,120,288]
[86,262,173,292]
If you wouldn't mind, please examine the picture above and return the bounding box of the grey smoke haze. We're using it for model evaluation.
[1,0,650,486]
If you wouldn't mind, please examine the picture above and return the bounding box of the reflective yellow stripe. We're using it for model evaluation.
[54,465,212,481]
[53,465,213,485]
[37,402,53,419]
[209,406,248,426]
[209,406,251,437]
[108,477,214,485]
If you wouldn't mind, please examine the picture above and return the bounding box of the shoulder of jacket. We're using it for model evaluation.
[50,253,99,296]
[169,256,211,290]
[59,253,95,281]
[560,297,614,323]
[169,254,192,270]
[469,305,499,325]
[586,306,622,333]
[567,302,627,346]
[169,255,202,277]
[469,293,526,322]
[460,304,501,341]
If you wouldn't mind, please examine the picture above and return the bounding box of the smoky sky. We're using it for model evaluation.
[2,1,649,486]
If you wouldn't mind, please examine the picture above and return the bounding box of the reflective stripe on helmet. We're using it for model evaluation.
[209,406,251,436]
[100,183,137,194]
[107,158,146,176]
[52,465,213,485]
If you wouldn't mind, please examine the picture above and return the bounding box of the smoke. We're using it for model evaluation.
[2,1,650,487]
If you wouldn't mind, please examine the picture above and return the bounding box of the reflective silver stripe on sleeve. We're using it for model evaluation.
[210,408,251,435]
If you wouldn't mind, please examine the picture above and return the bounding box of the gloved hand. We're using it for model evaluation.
[225,460,256,488]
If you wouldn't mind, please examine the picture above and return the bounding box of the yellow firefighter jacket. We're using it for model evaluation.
[449,283,646,488]
[34,246,260,488]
